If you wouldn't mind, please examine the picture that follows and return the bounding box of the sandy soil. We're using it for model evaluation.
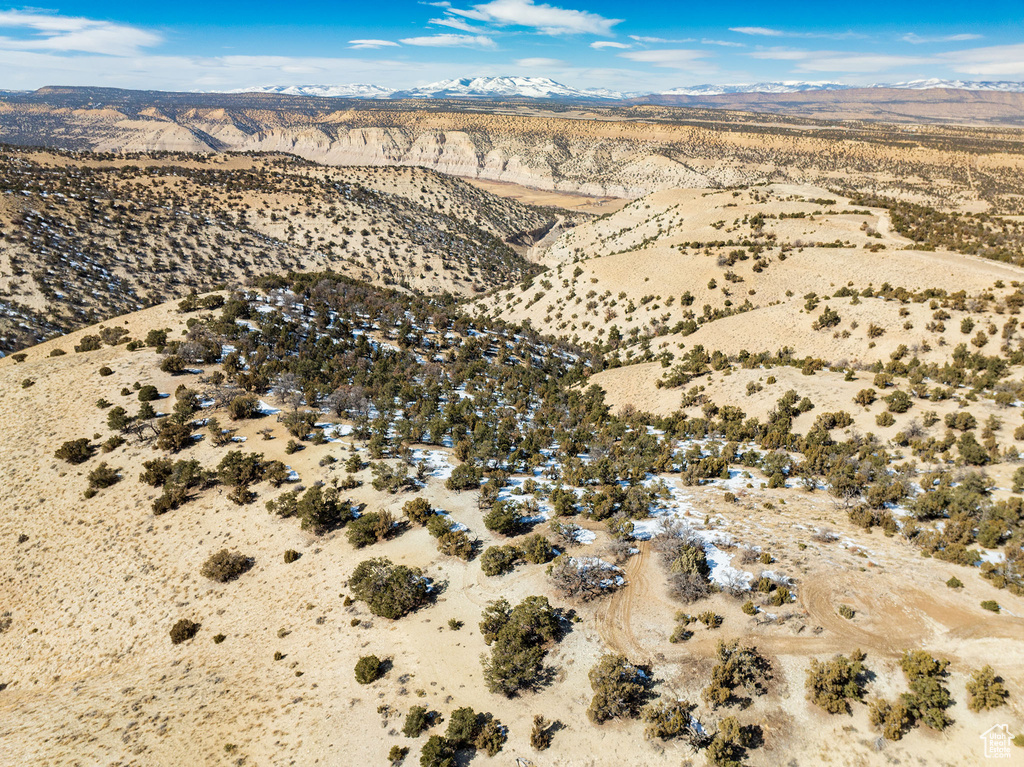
[1,300,1023,766]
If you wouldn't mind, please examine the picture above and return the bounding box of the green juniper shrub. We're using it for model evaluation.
[868,697,912,740]
[86,462,121,491]
[349,557,429,619]
[101,435,125,453]
[419,735,455,767]
[170,618,200,645]
[403,497,433,525]
[530,715,553,750]
[55,438,94,464]
[402,705,430,738]
[966,665,1009,712]
[480,596,560,696]
[520,534,555,564]
[587,653,651,724]
[641,699,693,741]
[346,511,397,549]
[899,650,953,731]
[702,641,772,709]
[137,384,159,402]
[354,654,383,684]
[805,651,868,714]
[200,549,254,583]
[436,529,474,560]
[706,716,754,767]
[481,545,521,576]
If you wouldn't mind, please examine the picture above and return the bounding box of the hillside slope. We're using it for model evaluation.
[0,147,547,352]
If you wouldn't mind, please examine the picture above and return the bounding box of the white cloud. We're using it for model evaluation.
[628,35,695,44]
[903,33,983,44]
[939,43,1024,76]
[348,39,401,49]
[591,41,630,50]
[748,48,811,61]
[0,9,160,56]
[620,49,714,71]
[399,33,496,48]
[701,39,744,48]
[730,26,785,37]
[448,0,620,35]
[750,47,934,73]
[428,17,486,32]
[730,26,866,41]
[516,56,565,66]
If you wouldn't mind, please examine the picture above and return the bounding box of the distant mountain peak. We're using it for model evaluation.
[221,76,1024,102]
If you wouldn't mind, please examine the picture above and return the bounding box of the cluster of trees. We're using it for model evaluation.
[349,558,430,619]
[479,596,560,696]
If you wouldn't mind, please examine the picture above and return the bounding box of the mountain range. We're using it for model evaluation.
[229,76,1024,101]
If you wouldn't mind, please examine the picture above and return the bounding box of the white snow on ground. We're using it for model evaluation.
[437,512,468,532]
[979,549,1007,564]
[285,467,300,482]
[412,449,455,480]
[629,497,758,591]
[567,556,624,588]
[713,469,758,493]
[318,422,354,440]
[573,529,597,545]
[257,400,281,415]
[703,541,755,590]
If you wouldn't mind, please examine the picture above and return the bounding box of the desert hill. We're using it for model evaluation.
[0,147,548,352]
[1,275,1022,766]
[3,88,1024,210]
[2,98,1024,767]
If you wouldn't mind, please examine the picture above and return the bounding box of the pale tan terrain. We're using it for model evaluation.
[4,89,1024,211]
[2,98,1024,767]
[1,307,1022,766]
[483,184,1024,357]
[0,149,545,352]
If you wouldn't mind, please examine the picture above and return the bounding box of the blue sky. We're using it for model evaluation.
[0,1,1021,92]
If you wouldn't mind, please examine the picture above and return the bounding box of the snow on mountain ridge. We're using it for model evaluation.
[225,76,1024,101]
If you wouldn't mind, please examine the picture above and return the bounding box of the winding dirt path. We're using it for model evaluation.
[596,542,655,661]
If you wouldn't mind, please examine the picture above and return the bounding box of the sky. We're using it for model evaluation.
[0,1,1022,92]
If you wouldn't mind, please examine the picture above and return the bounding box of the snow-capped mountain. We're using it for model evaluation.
[656,82,855,96]
[231,83,396,98]
[222,76,1024,102]
[394,77,623,100]
[880,79,1024,92]
[227,77,622,100]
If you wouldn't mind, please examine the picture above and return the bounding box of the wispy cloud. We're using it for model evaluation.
[902,33,983,44]
[731,26,866,40]
[628,35,694,44]
[428,16,486,33]
[348,39,401,49]
[750,47,933,73]
[0,9,160,56]
[730,27,785,37]
[701,39,744,48]
[620,49,715,72]
[447,0,621,35]
[399,33,496,48]
[939,42,1024,76]
[516,56,565,66]
[591,40,630,50]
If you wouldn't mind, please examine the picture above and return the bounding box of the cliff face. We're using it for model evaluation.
[2,90,1022,208]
